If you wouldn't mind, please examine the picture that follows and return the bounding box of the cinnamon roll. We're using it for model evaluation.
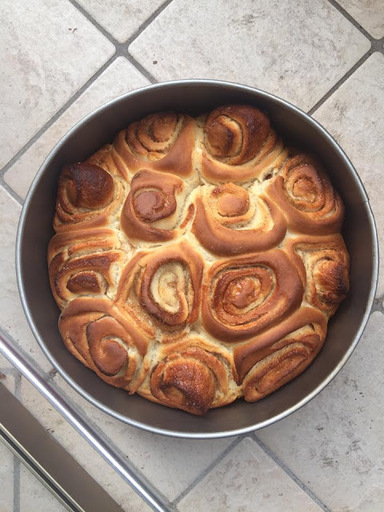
[120,169,191,243]
[202,249,304,342]
[234,307,327,401]
[85,144,122,178]
[48,228,127,310]
[48,104,350,415]
[54,162,126,232]
[201,105,288,183]
[192,182,286,255]
[140,339,237,415]
[266,154,344,234]
[116,242,204,341]
[285,234,350,316]
[59,297,149,392]
[111,112,196,178]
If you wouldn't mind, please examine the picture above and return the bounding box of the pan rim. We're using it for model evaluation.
[16,79,379,438]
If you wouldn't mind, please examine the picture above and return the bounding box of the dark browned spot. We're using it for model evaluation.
[63,163,114,209]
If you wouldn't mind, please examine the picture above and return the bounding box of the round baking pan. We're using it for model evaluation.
[16,80,378,438]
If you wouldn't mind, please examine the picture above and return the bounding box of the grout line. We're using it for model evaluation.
[372,296,384,314]
[0,180,24,206]
[0,53,119,181]
[126,0,174,47]
[172,435,244,506]
[307,50,372,116]
[68,0,164,83]
[371,37,384,52]
[125,53,158,84]
[68,0,124,47]
[13,455,20,512]
[124,0,175,83]
[0,0,169,182]
[0,368,21,379]
[308,0,384,116]
[327,0,379,42]
[252,433,332,512]
[14,371,22,402]
[46,370,174,510]
[1,325,174,511]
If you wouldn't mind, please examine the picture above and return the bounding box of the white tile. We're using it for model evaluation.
[0,187,53,373]
[20,464,67,512]
[0,352,16,373]
[314,53,384,296]
[18,377,152,511]
[0,0,115,169]
[52,371,233,500]
[0,442,14,512]
[337,0,384,38]
[129,0,370,111]
[77,0,165,43]
[178,437,322,511]
[4,57,150,200]
[258,311,384,511]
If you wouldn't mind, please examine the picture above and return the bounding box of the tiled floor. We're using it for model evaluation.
[1,0,383,510]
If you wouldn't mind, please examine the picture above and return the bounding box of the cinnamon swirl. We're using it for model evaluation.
[49,105,349,414]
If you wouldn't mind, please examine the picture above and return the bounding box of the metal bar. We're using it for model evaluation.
[0,384,122,512]
[0,333,173,512]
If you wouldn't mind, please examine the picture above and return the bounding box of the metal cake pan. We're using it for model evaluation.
[16,80,378,438]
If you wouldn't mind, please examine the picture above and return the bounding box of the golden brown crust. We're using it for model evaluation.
[138,339,237,415]
[284,233,350,316]
[53,162,127,232]
[116,242,204,341]
[59,297,149,392]
[233,306,327,382]
[48,105,350,415]
[202,249,304,342]
[85,144,123,177]
[266,154,344,234]
[192,183,287,255]
[204,105,270,164]
[48,228,127,310]
[111,112,196,178]
[201,105,288,183]
[120,169,189,242]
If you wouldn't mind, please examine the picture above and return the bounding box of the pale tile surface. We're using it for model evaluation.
[0,187,53,373]
[129,0,370,111]
[19,377,152,512]
[337,0,384,38]
[0,352,15,373]
[52,371,233,500]
[314,53,384,296]
[258,312,384,511]
[19,464,67,512]
[77,0,165,42]
[1,1,383,511]
[178,437,322,511]
[0,441,14,512]
[0,0,114,169]
[4,57,150,199]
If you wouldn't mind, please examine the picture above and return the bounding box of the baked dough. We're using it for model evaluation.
[48,105,349,415]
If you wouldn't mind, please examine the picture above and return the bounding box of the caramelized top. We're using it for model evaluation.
[50,104,349,415]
